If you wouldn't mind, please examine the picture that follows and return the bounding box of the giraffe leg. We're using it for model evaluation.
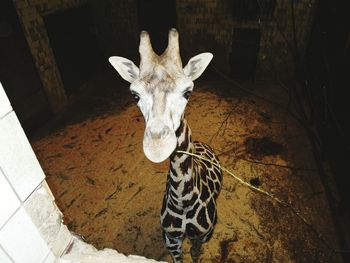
[162,231,183,263]
[190,227,214,262]
[190,239,202,263]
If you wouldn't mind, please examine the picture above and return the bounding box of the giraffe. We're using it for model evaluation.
[109,29,222,263]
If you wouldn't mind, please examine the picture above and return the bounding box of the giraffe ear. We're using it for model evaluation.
[108,56,139,83]
[183,53,213,81]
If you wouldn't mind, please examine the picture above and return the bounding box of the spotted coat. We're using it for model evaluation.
[160,117,222,262]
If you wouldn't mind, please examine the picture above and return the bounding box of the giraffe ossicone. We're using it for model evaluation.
[109,29,222,263]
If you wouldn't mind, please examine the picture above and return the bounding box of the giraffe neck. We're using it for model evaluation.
[167,117,197,208]
[170,116,194,175]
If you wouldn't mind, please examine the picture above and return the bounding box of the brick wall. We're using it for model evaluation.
[14,0,139,114]
[176,0,317,77]
[176,0,233,71]
[91,0,139,61]
[256,0,317,79]
[0,0,52,132]
[14,0,91,113]
[13,0,317,114]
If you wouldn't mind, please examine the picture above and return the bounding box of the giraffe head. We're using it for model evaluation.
[109,29,213,163]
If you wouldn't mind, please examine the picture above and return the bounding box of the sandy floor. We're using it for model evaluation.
[31,74,343,263]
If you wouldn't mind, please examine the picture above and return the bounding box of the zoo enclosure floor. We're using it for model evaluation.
[31,72,343,263]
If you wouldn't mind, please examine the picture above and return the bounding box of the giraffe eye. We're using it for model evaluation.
[183,90,192,100]
[131,92,140,103]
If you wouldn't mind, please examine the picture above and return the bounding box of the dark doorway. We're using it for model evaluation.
[137,0,177,55]
[229,28,261,80]
[0,0,51,133]
[231,0,276,22]
[43,5,104,95]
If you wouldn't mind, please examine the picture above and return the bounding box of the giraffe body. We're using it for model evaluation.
[109,28,222,262]
[161,118,222,262]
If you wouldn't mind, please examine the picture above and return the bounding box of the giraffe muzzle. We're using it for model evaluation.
[143,124,177,163]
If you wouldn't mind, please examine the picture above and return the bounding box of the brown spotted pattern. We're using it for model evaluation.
[160,117,223,262]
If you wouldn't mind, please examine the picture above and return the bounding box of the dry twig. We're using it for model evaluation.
[177,150,350,260]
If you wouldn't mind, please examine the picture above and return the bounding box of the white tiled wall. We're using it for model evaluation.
[0,247,13,263]
[0,168,20,228]
[0,82,162,263]
[44,252,56,263]
[0,208,50,263]
[0,111,45,201]
[0,82,56,263]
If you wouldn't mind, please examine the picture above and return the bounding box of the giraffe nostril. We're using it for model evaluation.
[152,132,162,139]
[145,129,152,138]
[146,126,171,140]
[161,128,168,137]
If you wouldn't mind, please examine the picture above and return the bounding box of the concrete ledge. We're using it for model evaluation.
[60,237,164,263]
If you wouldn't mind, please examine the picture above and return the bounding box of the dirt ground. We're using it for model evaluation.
[31,72,343,263]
